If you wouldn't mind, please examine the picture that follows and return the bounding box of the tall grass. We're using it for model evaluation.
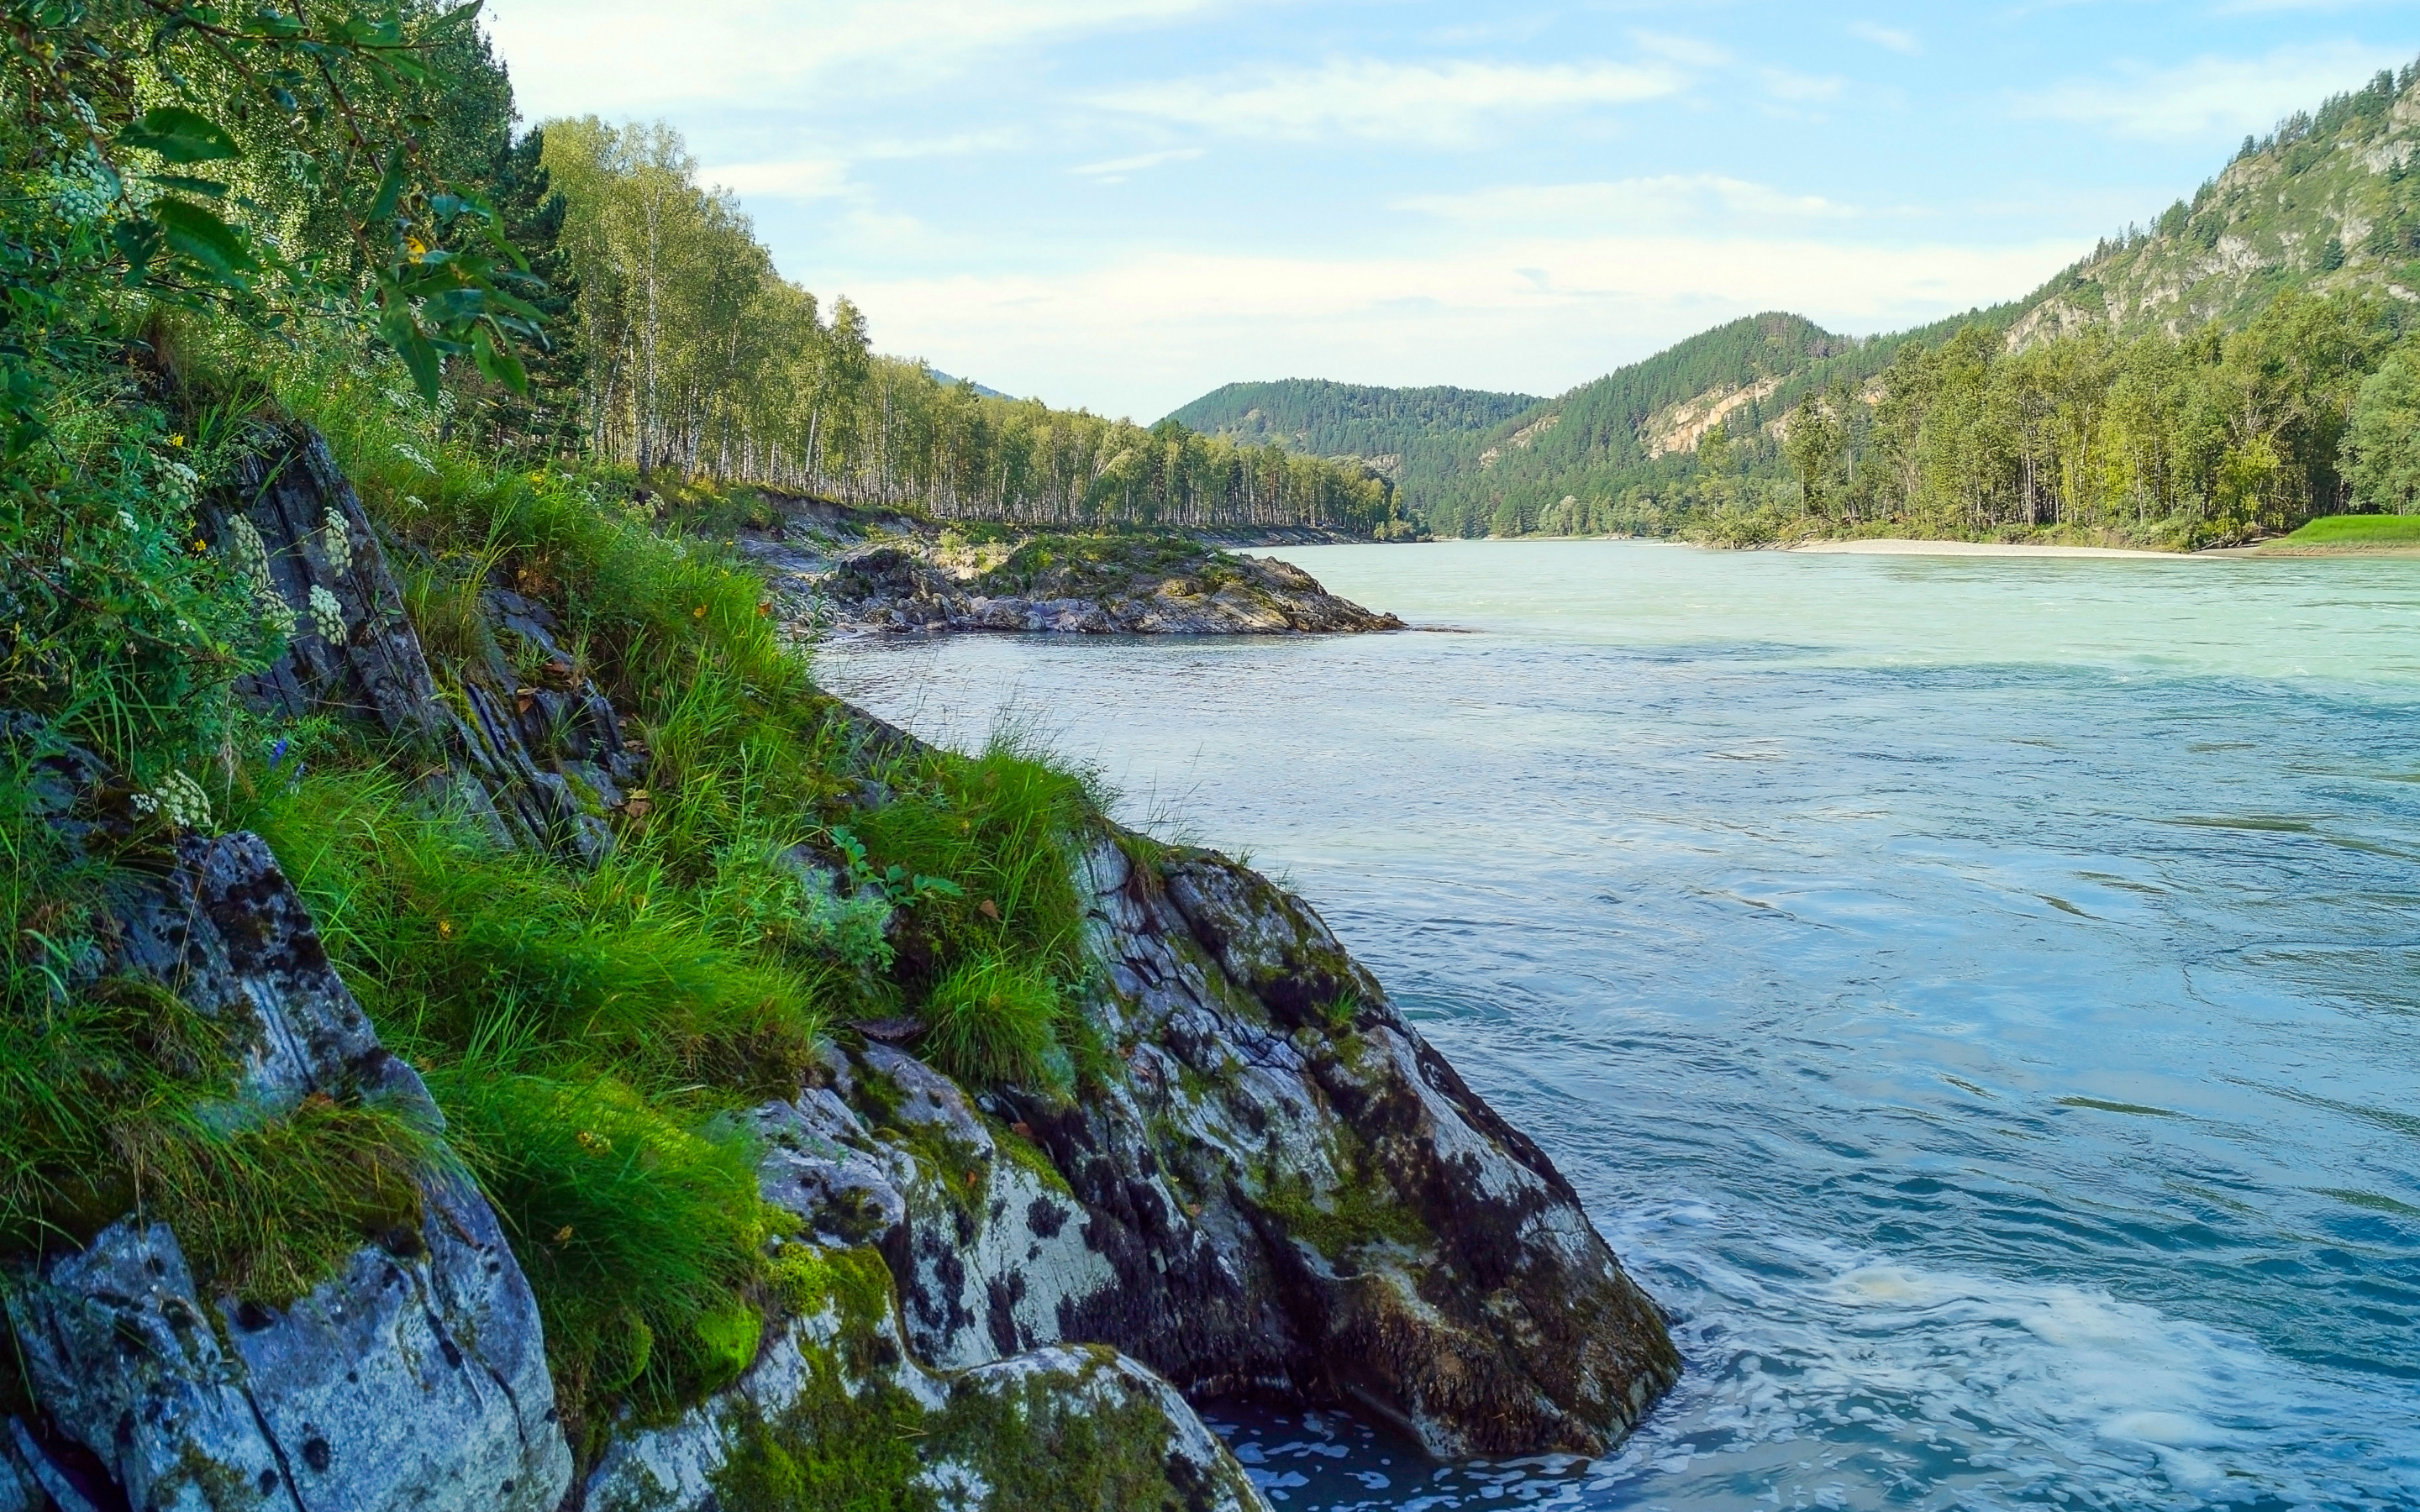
[1,324,1118,1447]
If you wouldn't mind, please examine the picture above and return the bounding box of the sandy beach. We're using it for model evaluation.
[1788,538,2179,559]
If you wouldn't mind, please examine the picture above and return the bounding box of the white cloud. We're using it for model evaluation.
[1762,68,1844,104]
[841,234,2076,419]
[2016,43,2407,140]
[701,158,854,202]
[1088,57,1690,144]
[1397,176,1860,231]
[1630,31,1733,69]
[485,0,1218,115]
[1849,21,1920,55]
[1071,147,1207,179]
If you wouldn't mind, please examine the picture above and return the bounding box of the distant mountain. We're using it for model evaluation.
[1413,312,1878,535]
[1164,379,1539,475]
[1169,60,2420,538]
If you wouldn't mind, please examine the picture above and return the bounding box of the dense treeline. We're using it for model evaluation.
[1766,292,2417,540]
[1467,291,2420,547]
[532,119,1402,534]
[1167,379,1540,461]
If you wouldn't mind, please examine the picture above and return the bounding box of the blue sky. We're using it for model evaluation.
[484,1,2420,420]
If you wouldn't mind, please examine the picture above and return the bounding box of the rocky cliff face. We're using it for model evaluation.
[2,428,1675,1511]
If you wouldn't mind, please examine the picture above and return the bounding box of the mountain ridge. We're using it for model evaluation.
[1161,55,2420,537]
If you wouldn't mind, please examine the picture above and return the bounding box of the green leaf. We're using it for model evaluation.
[150,175,229,198]
[396,325,443,403]
[116,107,241,165]
[366,148,408,226]
[152,200,256,278]
[473,325,529,393]
[112,221,162,286]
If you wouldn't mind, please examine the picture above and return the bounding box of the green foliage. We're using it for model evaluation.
[2344,352,2420,513]
[429,1069,773,1431]
[0,0,539,450]
[0,370,278,774]
[921,955,1067,1092]
[1166,378,1541,462]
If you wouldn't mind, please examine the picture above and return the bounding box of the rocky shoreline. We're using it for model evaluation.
[0,432,1673,1512]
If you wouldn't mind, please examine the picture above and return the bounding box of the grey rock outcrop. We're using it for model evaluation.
[585,1082,1265,1512]
[203,426,644,866]
[790,809,1680,1459]
[3,830,572,1512]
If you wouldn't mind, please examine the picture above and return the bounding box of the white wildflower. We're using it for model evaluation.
[222,514,270,580]
[308,583,345,643]
[145,772,212,832]
[155,459,199,511]
[219,516,296,640]
[320,507,351,576]
[393,441,437,475]
[117,509,138,532]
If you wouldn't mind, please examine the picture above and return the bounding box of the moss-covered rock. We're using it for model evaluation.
[586,1247,1260,1512]
[815,821,1681,1460]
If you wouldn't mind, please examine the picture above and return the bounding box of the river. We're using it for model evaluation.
[814,540,2420,1511]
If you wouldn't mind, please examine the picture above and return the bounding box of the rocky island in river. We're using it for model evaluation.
[734,501,1404,637]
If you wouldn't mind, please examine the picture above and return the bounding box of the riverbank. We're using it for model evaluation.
[1788,538,2177,559]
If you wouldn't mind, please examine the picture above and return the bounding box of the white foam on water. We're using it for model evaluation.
[1572,1215,2420,1509]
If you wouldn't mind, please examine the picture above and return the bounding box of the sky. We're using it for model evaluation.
[481,0,2420,421]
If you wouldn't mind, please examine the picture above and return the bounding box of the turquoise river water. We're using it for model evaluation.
[814,541,2420,1512]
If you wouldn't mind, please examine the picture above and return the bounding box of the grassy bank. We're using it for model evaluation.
[1,323,1116,1461]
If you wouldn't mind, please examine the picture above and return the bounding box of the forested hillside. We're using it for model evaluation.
[1407,312,1865,536]
[532,120,1400,535]
[1348,57,2420,544]
[1165,379,1539,472]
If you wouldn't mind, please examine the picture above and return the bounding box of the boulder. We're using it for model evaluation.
[4,831,574,1512]
[809,823,1680,1458]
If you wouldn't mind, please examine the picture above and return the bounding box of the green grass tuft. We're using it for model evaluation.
[921,955,1065,1092]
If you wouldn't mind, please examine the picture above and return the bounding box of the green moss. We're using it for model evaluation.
[985,1117,1074,1200]
[1249,1134,1429,1264]
[925,1352,1200,1512]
